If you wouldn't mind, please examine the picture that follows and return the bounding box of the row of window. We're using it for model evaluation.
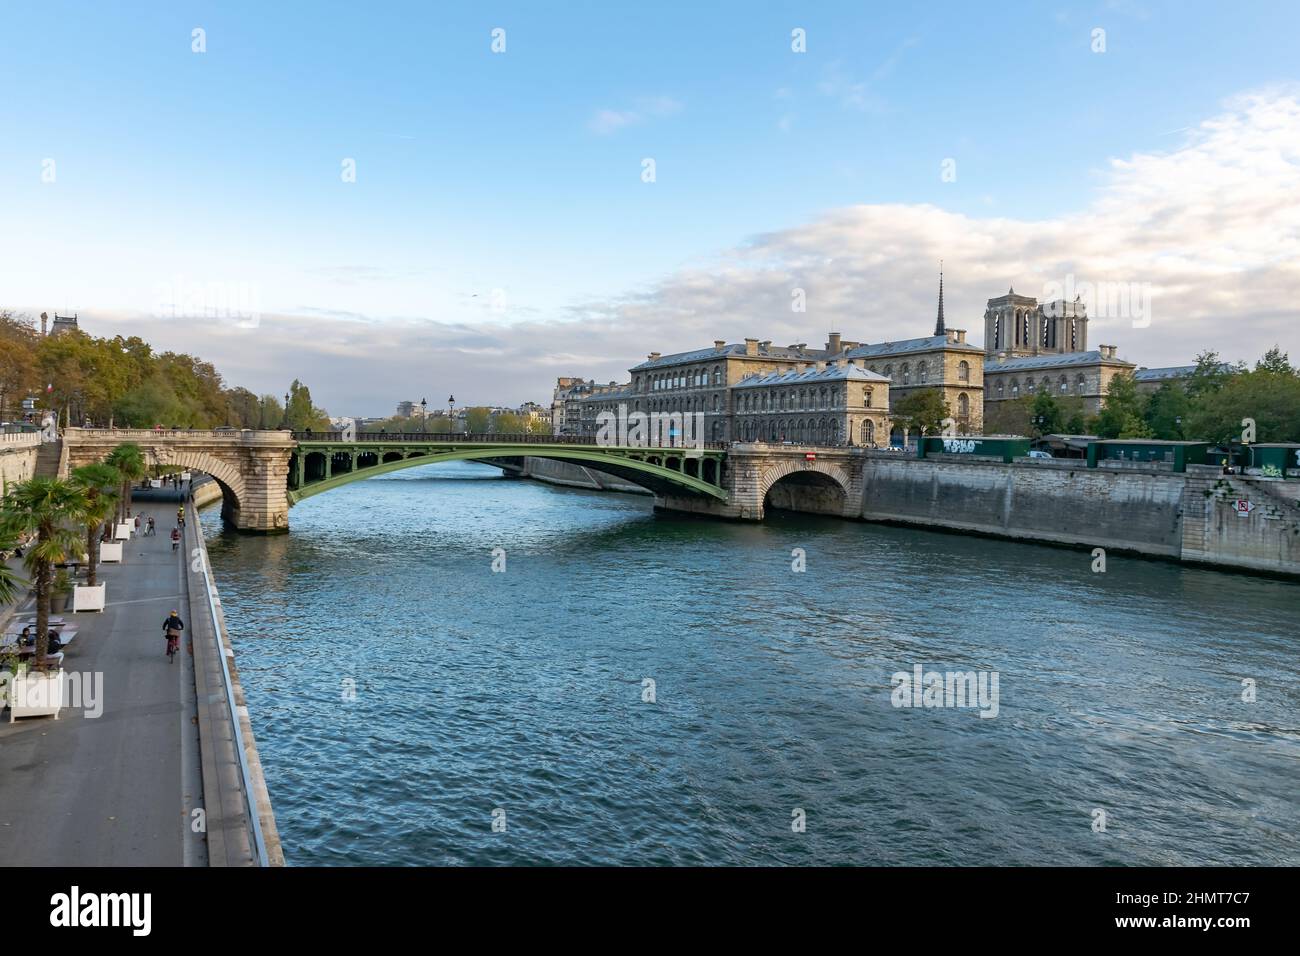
[993,373,1089,399]
[643,367,723,391]
[639,358,974,391]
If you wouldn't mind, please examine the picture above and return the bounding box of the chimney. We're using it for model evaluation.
[40,312,48,336]
[714,340,726,350]
[648,352,661,361]
[744,338,759,356]
[996,351,1007,364]
[827,332,842,352]
[1100,344,1117,359]
[815,361,826,371]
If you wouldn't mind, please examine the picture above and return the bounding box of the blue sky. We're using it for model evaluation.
[2,1,1298,412]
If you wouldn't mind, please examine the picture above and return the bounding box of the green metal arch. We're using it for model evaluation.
[287,444,729,504]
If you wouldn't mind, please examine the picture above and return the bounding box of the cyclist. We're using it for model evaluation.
[171,526,181,551]
[176,505,185,528]
[163,610,184,661]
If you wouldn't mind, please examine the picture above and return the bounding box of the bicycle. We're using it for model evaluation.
[165,629,180,662]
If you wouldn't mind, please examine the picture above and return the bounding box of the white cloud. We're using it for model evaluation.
[48,89,1300,414]
[588,96,683,134]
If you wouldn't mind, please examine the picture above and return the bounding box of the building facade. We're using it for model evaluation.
[733,360,892,445]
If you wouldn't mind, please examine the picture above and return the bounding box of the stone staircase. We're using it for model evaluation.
[34,439,63,478]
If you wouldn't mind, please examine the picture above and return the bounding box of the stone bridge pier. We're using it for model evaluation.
[62,428,296,533]
[655,444,866,521]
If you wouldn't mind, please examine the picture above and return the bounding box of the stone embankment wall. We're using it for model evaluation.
[859,456,1300,577]
[0,434,40,491]
[519,456,652,495]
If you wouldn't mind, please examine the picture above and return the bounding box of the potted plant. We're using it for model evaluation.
[0,476,87,671]
[50,568,73,613]
[71,462,119,606]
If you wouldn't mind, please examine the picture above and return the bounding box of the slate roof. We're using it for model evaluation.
[630,343,824,371]
[843,334,981,360]
[733,364,890,388]
[984,350,1134,373]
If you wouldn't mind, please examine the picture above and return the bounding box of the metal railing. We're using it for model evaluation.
[292,431,729,450]
[191,513,271,867]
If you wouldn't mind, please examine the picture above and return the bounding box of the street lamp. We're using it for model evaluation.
[282,391,291,430]
[421,397,427,434]
[448,394,456,436]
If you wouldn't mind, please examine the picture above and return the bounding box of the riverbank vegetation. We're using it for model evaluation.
[984,347,1300,442]
[0,310,330,430]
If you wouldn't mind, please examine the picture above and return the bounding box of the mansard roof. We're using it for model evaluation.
[733,364,890,388]
[629,343,825,371]
[843,334,981,360]
[985,350,1135,373]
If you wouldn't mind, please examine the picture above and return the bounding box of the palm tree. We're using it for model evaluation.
[104,443,146,524]
[0,533,25,607]
[0,478,88,668]
[71,463,120,588]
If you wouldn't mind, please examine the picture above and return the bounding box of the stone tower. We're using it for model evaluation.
[983,289,1087,357]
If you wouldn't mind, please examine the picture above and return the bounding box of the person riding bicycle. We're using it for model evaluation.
[171,526,181,551]
[163,611,184,658]
[176,505,185,527]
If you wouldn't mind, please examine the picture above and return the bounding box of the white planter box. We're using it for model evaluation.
[99,542,124,563]
[6,668,64,722]
[73,584,106,612]
[150,479,162,489]
[114,522,132,540]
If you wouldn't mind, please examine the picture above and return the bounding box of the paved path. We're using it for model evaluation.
[0,505,207,866]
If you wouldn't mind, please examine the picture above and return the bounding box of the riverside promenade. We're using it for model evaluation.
[0,486,281,866]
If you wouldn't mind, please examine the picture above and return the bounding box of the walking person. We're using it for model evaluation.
[147,516,156,536]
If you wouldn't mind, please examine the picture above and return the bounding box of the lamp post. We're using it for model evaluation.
[282,391,291,430]
[1174,415,1183,440]
[421,397,427,434]
[448,394,456,436]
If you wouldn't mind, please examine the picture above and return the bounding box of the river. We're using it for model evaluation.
[200,461,1300,865]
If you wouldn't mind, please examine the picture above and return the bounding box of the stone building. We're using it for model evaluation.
[983,345,1136,416]
[550,377,595,436]
[979,290,1134,417]
[732,359,891,446]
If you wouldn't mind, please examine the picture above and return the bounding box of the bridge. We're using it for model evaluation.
[56,428,858,532]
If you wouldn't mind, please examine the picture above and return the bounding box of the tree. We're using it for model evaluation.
[1143,382,1192,439]
[1186,350,1239,399]
[1183,353,1300,444]
[225,387,261,428]
[1028,392,1063,437]
[104,443,146,523]
[258,394,286,430]
[285,380,329,432]
[891,388,950,437]
[1093,374,1151,439]
[494,412,526,434]
[1255,346,1294,376]
[465,407,492,434]
[0,478,88,667]
[0,311,39,423]
[71,463,121,587]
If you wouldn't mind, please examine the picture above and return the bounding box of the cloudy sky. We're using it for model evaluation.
[2,1,1297,414]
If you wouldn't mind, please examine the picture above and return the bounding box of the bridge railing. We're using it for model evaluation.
[292,431,728,450]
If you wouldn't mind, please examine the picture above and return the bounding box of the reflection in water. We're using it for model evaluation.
[202,462,1300,866]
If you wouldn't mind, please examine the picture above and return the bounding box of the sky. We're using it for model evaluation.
[2,0,1298,415]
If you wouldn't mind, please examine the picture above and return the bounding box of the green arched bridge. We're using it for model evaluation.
[288,432,730,503]
[60,428,862,532]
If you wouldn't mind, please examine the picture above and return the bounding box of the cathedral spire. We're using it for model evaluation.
[933,262,946,337]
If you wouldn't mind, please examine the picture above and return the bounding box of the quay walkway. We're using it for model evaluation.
[0,486,280,866]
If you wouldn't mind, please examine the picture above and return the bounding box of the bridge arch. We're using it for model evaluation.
[146,448,249,523]
[287,444,729,506]
[758,459,853,518]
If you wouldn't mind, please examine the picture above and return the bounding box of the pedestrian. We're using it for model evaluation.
[147,516,155,536]
[134,514,141,532]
